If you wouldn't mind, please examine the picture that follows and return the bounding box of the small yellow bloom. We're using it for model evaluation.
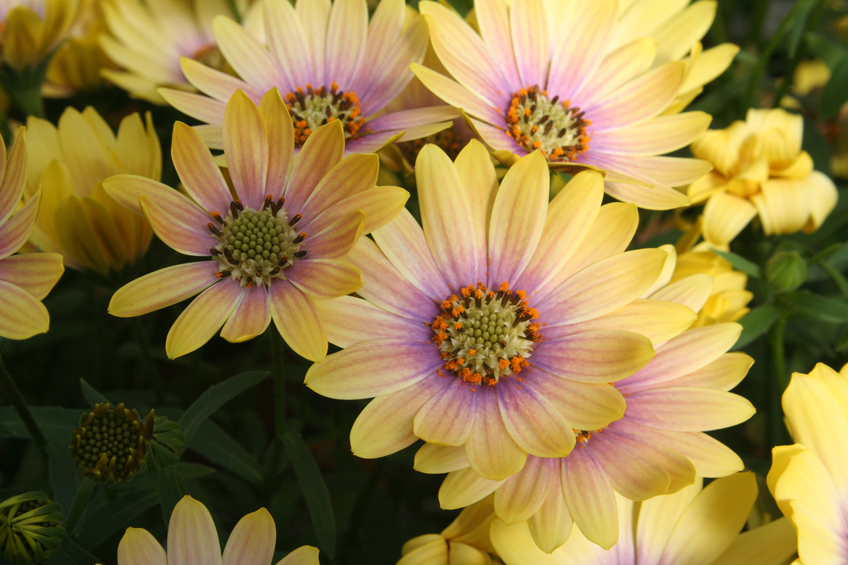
[0,129,64,341]
[0,0,80,70]
[23,106,161,276]
[116,495,319,565]
[688,108,838,249]
[768,362,848,564]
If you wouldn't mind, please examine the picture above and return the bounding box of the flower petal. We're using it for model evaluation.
[414,380,477,446]
[109,262,220,318]
[167,496,223,565]
[295,0,330,80]
[159,89,227,126]
[325,0,367,89]
[415,444,469,474]
[258,88,295,201]
[269,280,327,362]
[0,191,39,259]
[302,210,364,260]
[649,429,743,477]
[464,388,527,480]
[139,195,217,257]
[625,388,755,431]
[222,508,276,565]
[0,133,25,225]
[0,253,64,300]
[590,112,711,156]
[214,15,280,93]
[262,0,311,91]
[561,449,619,549]
[166,279,243,359]
[286,258,362,299]
[468,0,520,92]
[0,279,50,340]
[171,122,234,214]
[665,352,754,392]
[439,466,504,510]
[411,64,505,126]
[351,374,451,458]
[510,0,548,88]
[305,339,441,399]
[531,330,656,383]
[527,484,574,556]
[455,139,500,278]
[300,153,378,227]
[530,369,625,430]
[223,90,268,210]
[284,120,345,213]
[650,274,714,313]
[315,295,431,348]
[701,191,758,248]
[118,528,167,565]
[220,286,271,344]
[277,546,320,565]
[492,457,550,524]
[574,36,656,104]
[589,425,671,500]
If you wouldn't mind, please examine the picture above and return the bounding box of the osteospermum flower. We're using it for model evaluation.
[106,89,407,361]
[160,0,458,154]
[491,473,797,565]
[23,107,161,276]
[768,362,848,564]
[415,259,755,552]
[306,142,700,489]
[0,130,64,341]
[688,108,838,248]
[0,0,79,70]
[100,0,256,104]
[412,0,720,210]
[116,495,318,565]
[398,496,501,565]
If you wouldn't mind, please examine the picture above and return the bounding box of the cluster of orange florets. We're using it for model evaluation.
[504,85,591,162]
[431,282,540,387]
[284,82,364,146]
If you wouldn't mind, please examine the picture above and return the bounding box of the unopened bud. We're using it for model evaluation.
[0,492,65,564]
[146,415,185,472]
[766,251,807,293]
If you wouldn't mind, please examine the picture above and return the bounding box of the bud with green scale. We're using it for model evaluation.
[0,493,65,564]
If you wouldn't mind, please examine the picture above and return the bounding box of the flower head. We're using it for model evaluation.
[768,362,848,564]
[491,473,797,565]
[688,108,838,248]
[23,107,161,276]
[0,492,65,564]
[0,0,80,70]
[160,0,458,155]
[0,129,64,341]
[412,0,732,210]
[306,142,699,497]
[414,247,755,552]
[99,0,255,104]
[106,89,408,361]
[116,495,319,565]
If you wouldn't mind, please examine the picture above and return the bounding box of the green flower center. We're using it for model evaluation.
[209,198,305,288]
[432,283,540,386]
[505,85,590,162]
[70,403,149,483]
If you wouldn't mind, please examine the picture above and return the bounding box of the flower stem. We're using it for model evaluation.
[271,330,287,438]
[767,314,790,448]
[0,348,49,459]
[64,478,96,536]
[130,317,165,404]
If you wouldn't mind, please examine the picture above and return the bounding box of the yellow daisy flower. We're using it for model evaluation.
[768,362,848,564]
[415,248,754,552]
[116,495,319,565]
[23,106,161,276]
[412,0,722,210]
[306,142,700,495]
[492,473,797,565]
[398,496,501,565]
[99,0,256,104]
[0,0,80,71]
[0,130,64,340]
[160,0,458,154]
[688,108,839,249]
[106,89,408,361]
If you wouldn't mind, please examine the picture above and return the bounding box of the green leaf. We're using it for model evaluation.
[76,487,159,549]
[187,420,264,484]
[710,248,762,278]
[734,304,782,350]
[79,379,109,406]
[788,0,815,58]
[283,431,336,559]
[784,292,848,323]
[159,466,186,526]
[178,371,267,446]
[0,407,81,446]
[47,444,79,515]
[47,538,102,565]
[821,53,848,119]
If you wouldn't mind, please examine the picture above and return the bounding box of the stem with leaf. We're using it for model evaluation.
[0,346,49,459]
[64,478,97,536]
[767,314,790,448]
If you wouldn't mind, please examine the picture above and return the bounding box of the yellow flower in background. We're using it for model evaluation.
[412,0,727,210]
[116,495,319,565]
[398,496,501,565]
[23,106,161,276]
[107,89,408,360]
[492,473,797,565]
[688,108,838,249]
[0,0,80,70]
[43,0,114,97]
[0,130,64,340]
[100,0,257,104]
[768,362,848,564]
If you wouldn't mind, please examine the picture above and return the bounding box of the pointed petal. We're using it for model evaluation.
[284,120,345,213]
[138,195,216,257]
[277,546,320,565]
[300,153,378,227]
[166,279,243,359]
[624,388,755,431]
[527,474,573,554]
[167,496,223,565]
[414,380,477,446]
[701,191,757,247]
[223,90,268,209]
[0,191,39,259]
[530,370,625,430]
[531,330,655,383]
[214,15,280,92]
[222,508,276,565]
[269,280,327,362]
[220,286,271,343]
[286,258,362,299]
[118,528,167,565]
[0,280,50,340]
[258,88,295,200]
[465,388,527,480]
[493,457,549,523]
[0,253,64,300]
[415,444,469,474]
[411,64,505,126]
[591,112,711,156]
[574,36,656,103]
[562,450,619,549]
[301,210,365,260]
[510,0,548,88]
[172,122,233,214]
[589,426,671,500]
[439,467,504,510]
[315,295,431,348]
[109,261,221,317]
[649,429,743,477]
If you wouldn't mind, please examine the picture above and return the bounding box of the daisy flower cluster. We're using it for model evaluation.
[0,0,844,564]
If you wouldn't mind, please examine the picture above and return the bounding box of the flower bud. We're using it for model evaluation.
[0,492,65,564]
[146,415,185,472]
[69,403,153,483]
[766,251,808,293]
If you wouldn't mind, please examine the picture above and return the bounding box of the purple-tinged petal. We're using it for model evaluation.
[589,425,671,500]
[464,387,527,480]
[414,380,477,446]
[159,88,226,125]
[0,253,64,300]
[624,388,755,431]
[286,258,362,299]
[531,330,655,383]
[366,106,460,132]
[411,64,505,126]
[300,153,378,227]
[167,497,223,565]
[223,90,268,209]
[220,285,271,343]
[561,449,619,549]
[263,0,312,91]
[474,0,521,93]
[138,195,217,257]
[530,369,625,430]
[509,0,548,89]
[285,120,345,212]
[325,0,367,88]
[315,295,431,349]
[258,88,294,201]
[497,377,575,457]
[214,15,281,93]
[0,192,38,259]
[180,57,259,104]
[172,122,234,214]
[296,0,330,83]
[222,508,276,565]
[0,133,24,225]
[493,457,549,524]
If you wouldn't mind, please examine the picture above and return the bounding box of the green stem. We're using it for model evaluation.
[226,0,242,23]
[271,330,287,439]
[64,478,96,536]
[742,5,797,112]
[339,458,386,560]
[130,318,165,404]
[767,314,789,448]
[748,0,773,47]
[0,351,49,459]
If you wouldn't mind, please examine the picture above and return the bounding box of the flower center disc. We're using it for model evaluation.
[193,44,230,73]
[208,197,305,287]
[432,282,540,386]
[285,82,365,146]
[399,128,462,166]
[505,85,590,161]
